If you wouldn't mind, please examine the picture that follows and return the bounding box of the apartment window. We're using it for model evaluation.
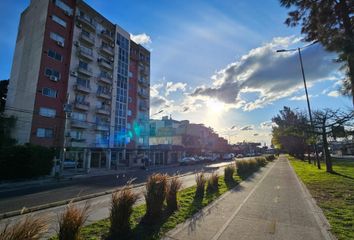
[75,94,86,103]
[36,128,54,138]
[127,110,132,116]
[71,112,87,121]
[128,71,133,78]
[52,15,67,28]
[77,78,90,88]
[39,107,56,118]
[47,49,62,61]
[70,130,83,139]
[79,61,88,70]
[42,87,57,98]
[45,68,61,80]
[50,32,65,46]
[54,0,73,15]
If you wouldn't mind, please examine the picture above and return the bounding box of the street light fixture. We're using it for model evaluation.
[276,41,320,169]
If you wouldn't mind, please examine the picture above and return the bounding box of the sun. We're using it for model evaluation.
[206,98,225,113]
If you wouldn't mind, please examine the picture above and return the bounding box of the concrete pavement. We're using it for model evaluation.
[164,156,335,240]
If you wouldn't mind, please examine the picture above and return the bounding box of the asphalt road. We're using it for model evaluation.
[0,159,241,215]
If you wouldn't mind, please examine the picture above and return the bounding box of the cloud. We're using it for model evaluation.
[165,82,187,96]
[130,33,152,45]
[240,125,254,131]
[259,121,273,129]
[290,94,317,101]
[191,36,340,111]
[328,90,340,97]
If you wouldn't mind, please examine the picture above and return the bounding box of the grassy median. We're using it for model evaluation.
[289,156,354,240]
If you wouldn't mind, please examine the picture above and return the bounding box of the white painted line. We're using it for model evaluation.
[211,159,277,240]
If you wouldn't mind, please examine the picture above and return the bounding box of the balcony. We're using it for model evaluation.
[77,66,93,77]
[138,78,149,88]
[97,74,113,84]
[71,119,89,129]
[74,84,90,94]
[76,15,96,32]
[100,30,114,42]
[139,67,149,76]
[96,106,110,115]
[95,124,110,131]
[79,32,95,46]
[100,45,114,57]
[138,91,149,99]
[98,58,113,71]
[77,47,94,61]
[74,101,90,111]
[96,91,111,100]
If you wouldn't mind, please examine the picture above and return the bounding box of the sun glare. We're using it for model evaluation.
[206,98,225,113]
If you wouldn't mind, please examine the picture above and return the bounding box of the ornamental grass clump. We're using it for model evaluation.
[144,173,168,222]
[236,159,259,178]
[195,172,206,199]
[206,172,219,193]
[255,157,267,167]
[58,202,89,240]
[265,155,276,162]
[166,175,182,212]
[109,185,139,237]
[224,164,235,183]
[0,215,48,240]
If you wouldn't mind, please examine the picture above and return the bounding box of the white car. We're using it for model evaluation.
[223,153,235,160]
[178,157,196,165]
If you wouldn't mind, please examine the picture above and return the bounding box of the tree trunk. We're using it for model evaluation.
[322,129,333,173]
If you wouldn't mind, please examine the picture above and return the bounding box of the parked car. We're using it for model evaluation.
[178,157,196,165]
[63,159,77,169]
[223,153,235,160]
[236,154,244,158]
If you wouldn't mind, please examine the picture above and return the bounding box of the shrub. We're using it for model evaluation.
[0,215,47,240]
[195,172,206,199]
[224,164,235,182]
[0,144,55,181]
[255,157,267,167]
[265,155,276,162]
[110,185,139,237]
[144,173,168,222]
[236,159,259,177]
[166,176,182,212]
[58,202,89,240]
[206,172,219,193]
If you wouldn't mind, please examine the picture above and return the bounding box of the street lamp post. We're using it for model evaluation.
[276,42,321,169]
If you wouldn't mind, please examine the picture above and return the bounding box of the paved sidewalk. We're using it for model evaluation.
[165,156,334,240]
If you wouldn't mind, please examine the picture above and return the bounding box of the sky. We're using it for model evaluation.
[0,0,352,145]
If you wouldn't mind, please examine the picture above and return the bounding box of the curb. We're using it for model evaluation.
[0,171,193,220]
[287,159,337,240]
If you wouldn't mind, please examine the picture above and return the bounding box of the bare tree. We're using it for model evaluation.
[312,109,354,173]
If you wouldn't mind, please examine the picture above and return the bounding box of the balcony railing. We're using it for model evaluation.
[138,78,149,88]
[98,58,113,70]
[97,74,113,84]
[74,84,90,93]
[76,15,96,32]
[74,101,90,111]
[96,91,111,100]
[100,45,114,56]
[77,66,93,76]
[79,32,95,45]
[96,106,110,115]
[71,119,89,128]
[77,47,94,61]
[100,30,114,42]
[95,124,110,131]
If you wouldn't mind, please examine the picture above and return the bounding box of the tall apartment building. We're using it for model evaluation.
[5,0,150,171]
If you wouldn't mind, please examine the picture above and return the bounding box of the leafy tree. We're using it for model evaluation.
[0,80,9,112]
[0,114,17,147]
[312,109,353,173]
[280,0,354,104]
[271,106,312,159]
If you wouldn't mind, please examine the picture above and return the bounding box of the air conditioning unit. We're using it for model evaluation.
[57,41,64,47]
[74,41,80,47]
[76,23,82,28]
[109,57,114,62]
[50,75,59,81]
[110,43,115,48]
[70,71,78,77]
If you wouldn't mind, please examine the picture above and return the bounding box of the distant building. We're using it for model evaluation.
[149,116,230,164]
[5,0,150,171]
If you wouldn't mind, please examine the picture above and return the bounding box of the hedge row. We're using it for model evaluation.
[235,155,276,178]
[0,144,55,181]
